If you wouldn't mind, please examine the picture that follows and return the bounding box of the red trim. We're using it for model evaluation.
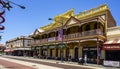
[103,44,120,50]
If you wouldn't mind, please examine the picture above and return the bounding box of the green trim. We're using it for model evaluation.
[42,45,48,49]
[56,43,66,49]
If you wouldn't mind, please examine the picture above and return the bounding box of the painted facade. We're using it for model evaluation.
[6,36,33,56]
[30,4,116,64]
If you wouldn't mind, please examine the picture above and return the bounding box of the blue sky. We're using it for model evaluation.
[1,0,120,44]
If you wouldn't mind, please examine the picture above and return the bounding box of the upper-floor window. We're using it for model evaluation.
[94,22,100,29]
[85,24,90,31]
[94,23,97,29]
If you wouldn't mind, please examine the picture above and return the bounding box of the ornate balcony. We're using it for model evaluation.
[30,39,41,45]
[30,29,104,45]
[82,29,103,36]
[41,38,48,43]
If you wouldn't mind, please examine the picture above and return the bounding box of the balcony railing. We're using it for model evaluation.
[82,29,103,36]
[30,40,41,45]
[41,38,48,43]
[67,33,81,39]
[30,29,103,45]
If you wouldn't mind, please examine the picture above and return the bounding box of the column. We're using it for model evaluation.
[78,40,82,58]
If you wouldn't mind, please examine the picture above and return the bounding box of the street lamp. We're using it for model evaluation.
[48,18,64,62]
[2,0,25,11]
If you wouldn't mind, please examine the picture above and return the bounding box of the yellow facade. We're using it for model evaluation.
[31,4,116,64]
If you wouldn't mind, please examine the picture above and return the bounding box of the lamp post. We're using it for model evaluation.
[48,18,64,62]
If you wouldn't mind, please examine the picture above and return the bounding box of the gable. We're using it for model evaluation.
[65,16,80,27]
[34,29,40,35]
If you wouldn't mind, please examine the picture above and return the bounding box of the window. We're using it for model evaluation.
[94,23,97,29]
[85,24,90,31]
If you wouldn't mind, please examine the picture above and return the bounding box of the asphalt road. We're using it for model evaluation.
[1,56,93,69]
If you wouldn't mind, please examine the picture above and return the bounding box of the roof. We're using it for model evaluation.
[104,39,120,44]
[40,4,110,31]
[40,9,74,31]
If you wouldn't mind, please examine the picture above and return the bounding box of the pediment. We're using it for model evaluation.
[64,16,81,27]
[34,29,40,35]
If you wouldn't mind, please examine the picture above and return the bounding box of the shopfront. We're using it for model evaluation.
[103,39,120,67]
[48,45,56,59]
[41,45,48,58]
[83,47,101,64]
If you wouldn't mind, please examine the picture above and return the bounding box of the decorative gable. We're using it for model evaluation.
[65,16,80,27]
[34,29,40,35]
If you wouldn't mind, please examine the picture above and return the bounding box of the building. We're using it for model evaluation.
[103,26,120,67]
[103,26,120,60]
[30,4,116,64]
[6,36,33,56]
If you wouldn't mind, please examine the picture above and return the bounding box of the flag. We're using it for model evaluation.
[58,29,62,41]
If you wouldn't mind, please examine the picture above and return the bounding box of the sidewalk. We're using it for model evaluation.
[2,55,120,69]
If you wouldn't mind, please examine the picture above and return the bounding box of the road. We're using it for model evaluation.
[0,55,94,69]
[0,58,36,69]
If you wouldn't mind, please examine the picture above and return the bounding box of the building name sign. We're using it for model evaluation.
[48,37,55,42]
[83,47,100,51]
[103,45,120,50]
[13,48,31,50]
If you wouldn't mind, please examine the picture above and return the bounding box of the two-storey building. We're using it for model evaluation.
[6,36,33,56]
[30,4,116,64]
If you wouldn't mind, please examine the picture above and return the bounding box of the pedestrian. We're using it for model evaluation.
[78,57,84,65]
[68,55,71,62]
[84,55,87,65]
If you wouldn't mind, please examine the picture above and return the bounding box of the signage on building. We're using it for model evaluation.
[13,47,31,50]
[48,37,55,42]
[49,45,55,49]
[103,45,120,50]
[83,47,100,51]
[103,60,120,67]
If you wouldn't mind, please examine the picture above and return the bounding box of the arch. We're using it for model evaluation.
[66,47,70,59]
[74,47,78,60]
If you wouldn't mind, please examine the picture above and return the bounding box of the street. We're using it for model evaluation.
[0,55,94,69]
[0,58,36,69]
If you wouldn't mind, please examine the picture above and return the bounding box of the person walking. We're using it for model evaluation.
[84,55,87,65]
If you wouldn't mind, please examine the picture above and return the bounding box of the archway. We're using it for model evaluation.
[74,47,78,60]
[66,47,69,60]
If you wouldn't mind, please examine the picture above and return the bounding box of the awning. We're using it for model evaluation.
[104,39,120,44]
[103,39,120,50]
[13,47,31,50]
[4,49,11,52]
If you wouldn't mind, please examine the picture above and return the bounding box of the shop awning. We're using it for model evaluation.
[4,49,11,52]
[104,39,120,44]
[103,39,120,50]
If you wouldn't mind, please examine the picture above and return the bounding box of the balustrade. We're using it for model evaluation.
[30,29,103,45]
